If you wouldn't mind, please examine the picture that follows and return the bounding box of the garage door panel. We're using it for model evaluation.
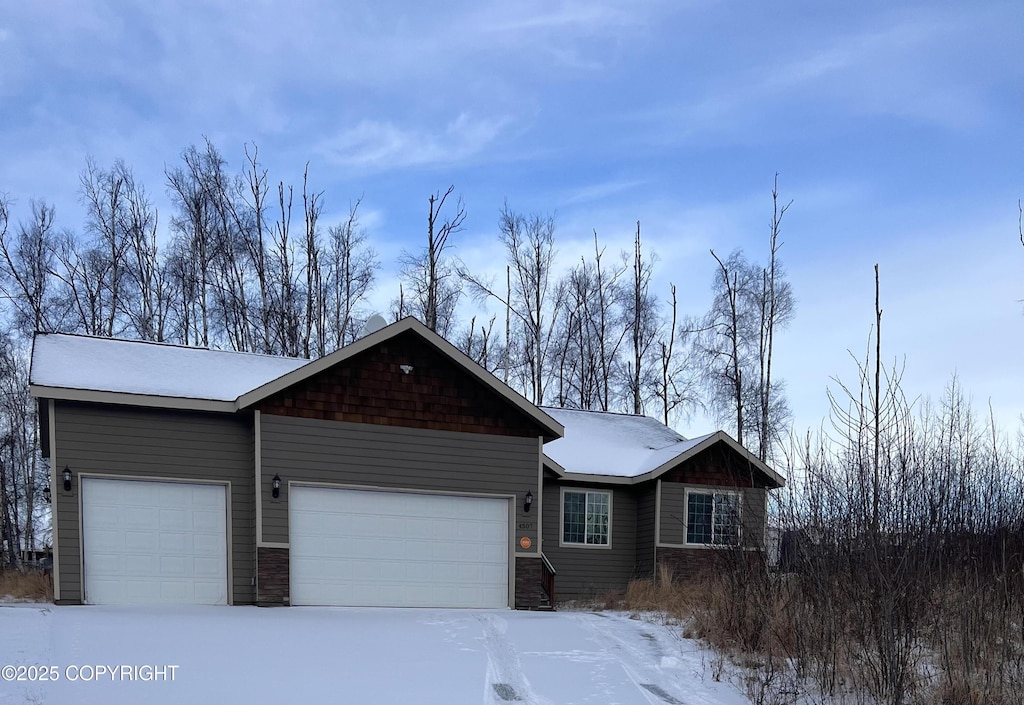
[290,487,509,608]
[83,478,228,605]
[193,534,224,555]
[125,555,156,574]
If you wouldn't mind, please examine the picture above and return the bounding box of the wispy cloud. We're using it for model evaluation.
[630,4,1012,144]
[480,1,640,35]
[317,114,515,171]
[558,179,647,207]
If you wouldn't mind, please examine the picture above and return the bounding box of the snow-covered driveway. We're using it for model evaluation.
[0,605,747,705]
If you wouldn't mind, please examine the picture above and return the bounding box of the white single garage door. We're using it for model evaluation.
[290,487,509,608]
[82,478,228,605]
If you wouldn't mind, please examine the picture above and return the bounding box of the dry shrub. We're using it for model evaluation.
[0,569,53,602]
[923,574,1024,705]
[623,564,695,620]
[592,589,627,611]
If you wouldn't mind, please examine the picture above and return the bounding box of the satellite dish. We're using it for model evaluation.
[358,314,387,338]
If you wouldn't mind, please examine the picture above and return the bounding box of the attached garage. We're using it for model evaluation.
[81,478,229,605]
[289,486,510,608]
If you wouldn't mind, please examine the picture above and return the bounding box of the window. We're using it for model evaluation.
[562,490,610,546]
[686,490,741,546]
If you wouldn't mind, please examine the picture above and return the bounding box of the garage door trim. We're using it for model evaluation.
[287,481,515,608]
[79,473,233,605]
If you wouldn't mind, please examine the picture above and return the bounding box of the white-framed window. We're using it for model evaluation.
[685,489,741,546]
[561,489,611,547]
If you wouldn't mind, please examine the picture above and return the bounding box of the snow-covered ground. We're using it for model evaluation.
[0,604,750,705]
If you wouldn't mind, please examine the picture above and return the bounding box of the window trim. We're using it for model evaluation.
[559,487,613,549]
[683,487,742,547]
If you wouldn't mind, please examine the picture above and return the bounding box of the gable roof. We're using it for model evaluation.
[237,318,563,440]
[29,318,564,441]
[541,406,785,488]
[30,333,306,412]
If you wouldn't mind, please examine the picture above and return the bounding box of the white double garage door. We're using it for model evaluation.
[82,479,510,608]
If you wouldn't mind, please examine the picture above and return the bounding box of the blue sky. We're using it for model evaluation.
[1,0,1021,436]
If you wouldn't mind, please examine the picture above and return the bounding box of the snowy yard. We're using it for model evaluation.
[0,604,750,705]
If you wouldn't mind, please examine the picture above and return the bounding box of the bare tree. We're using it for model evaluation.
[557,231,625,410]
[701,249,758,445]
[700,178,795,457]
[300,165,324,358]
[653,285,701,426]
[325,201,378,349]
[237,143,272,351]
[751,176,795,461]
[0,333,40,566]
[77,158,140,337]
[166,144,217,346]
[621,221,660,414]
[399,186,465,336]
[0,198,65,336]
[269,180,302,356]
[117,169,172,341]
[460,205,562,404]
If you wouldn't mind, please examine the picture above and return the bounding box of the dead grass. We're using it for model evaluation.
[623,565,695,620]
[0,569,53,602]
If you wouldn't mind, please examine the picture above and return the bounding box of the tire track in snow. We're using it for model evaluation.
[576,613,689,705]
[477,614,550,705]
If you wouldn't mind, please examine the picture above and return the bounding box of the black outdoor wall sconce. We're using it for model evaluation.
[272,474,281,499]
[524,489,533,513]
[62,466,72,492]
[43,485,51,504]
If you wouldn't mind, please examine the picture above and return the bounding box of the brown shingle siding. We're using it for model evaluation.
[258,331,543,437]
[660,448,770,489]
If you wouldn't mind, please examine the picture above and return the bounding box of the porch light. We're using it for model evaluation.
[62,466,71,492]
[524,490,533,513]
[43,486,51,504]
[272,474,281,499]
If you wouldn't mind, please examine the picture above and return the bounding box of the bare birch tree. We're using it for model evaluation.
[460,205,562,404]
[620,221,660,414]
[557,231,625,410]
[701,249,758,445]
[325,201,378,349]
[751,176,795,461]
[398,186,465,336]
[0,198,65,336]
[653,284,701,426]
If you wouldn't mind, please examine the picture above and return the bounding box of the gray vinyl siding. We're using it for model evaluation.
[52,401,255,604]
[659,481,767,549]
[659,482,688,544]
[259,414,540,553]
[634,484,657,579]
[742,487,767,548]
[541,478,638,601]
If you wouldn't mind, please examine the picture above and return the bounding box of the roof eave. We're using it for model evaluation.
[542,454,567,477]
[636,430,786,487]
[542,430,787,488]
[29,385,237,413]
[552,471,637,485]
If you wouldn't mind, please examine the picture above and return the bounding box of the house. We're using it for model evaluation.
[29,317,784,608]
[539,408,785,601]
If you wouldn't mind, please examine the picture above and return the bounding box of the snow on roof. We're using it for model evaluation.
[30,333,308,402]
[540,407,715,478]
